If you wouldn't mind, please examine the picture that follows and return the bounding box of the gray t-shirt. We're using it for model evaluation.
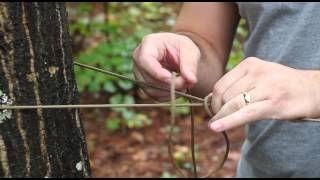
[235,2,320,178]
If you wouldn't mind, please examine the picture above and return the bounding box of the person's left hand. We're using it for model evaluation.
[208,57,320,132]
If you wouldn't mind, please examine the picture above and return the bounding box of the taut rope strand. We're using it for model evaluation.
[0,103,203,110]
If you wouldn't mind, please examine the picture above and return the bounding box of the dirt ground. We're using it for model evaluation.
[81,94,245,178]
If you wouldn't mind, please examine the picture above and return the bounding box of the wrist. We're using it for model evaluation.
[313,71,320,117]
[303,70,320,118]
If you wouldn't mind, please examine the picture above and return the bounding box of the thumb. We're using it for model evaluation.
[179,37,200,86]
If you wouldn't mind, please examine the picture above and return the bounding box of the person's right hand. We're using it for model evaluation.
[132,32,201,101]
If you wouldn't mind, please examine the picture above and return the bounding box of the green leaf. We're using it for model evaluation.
[127,114,152,129]
[122,109,135,120]
[174,98,190,115]
[103,81,117,93]
[87,79,100,93]
[123,95,135,104]
[110,94,123,104]
[117,80,133,90]
[110,56,124,66]
[95,42,111,55]
[105,118,120,131]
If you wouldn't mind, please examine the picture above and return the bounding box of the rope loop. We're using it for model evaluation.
[204,93,213,117]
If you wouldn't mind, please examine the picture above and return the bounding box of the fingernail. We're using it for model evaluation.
[210,121,223,132]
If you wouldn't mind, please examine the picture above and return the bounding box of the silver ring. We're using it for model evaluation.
[243,92,251,105]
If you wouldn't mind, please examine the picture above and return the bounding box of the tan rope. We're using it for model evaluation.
[168,72,187,177]
[201,94,230,178]
[0,103,203,110]
[167,74,227,178]
[204,93,213,117]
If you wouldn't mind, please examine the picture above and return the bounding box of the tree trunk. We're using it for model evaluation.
[0,2,91,178]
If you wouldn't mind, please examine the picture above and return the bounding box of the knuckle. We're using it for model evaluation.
[241,57,253,65]
[213,83,224,97]
[179,34,190,42]
[142,33,158,44]
[247,56,259,61]
[270,93,287,110]
[246,107,257,117]
[240,57,259,69]
[271,95,281,106]
[142,34,152,42]
[270,107,285,120]
[132,66,143,81]
[222,93,232,104]
[236,98,244,110]
[250,64,265,77]
[132,47,139,61]
[221,94,228,104]
[152,71,163,81]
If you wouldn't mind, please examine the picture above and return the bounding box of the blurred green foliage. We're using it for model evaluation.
[67,2,247,132]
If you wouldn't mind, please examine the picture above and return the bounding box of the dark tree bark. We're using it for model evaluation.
[0,2,91,177]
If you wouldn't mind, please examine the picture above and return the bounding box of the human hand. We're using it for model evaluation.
[132,32,200,101]
[208,57,320,132]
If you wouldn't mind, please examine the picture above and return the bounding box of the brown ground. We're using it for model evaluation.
[81,93,245,178]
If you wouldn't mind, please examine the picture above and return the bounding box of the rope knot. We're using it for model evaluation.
[204,93,213,117]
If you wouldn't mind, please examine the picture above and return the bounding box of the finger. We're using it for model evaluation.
[133,65,171,98]
[160,48,180,73]
[132,43,142,60]
[179,37,200,86]
[209,100,273,132]
[135,63,187,91]
[135,43,172,84]
[134,54,188,90]
[134,65,189,101]
[222,75,254,103]
[210,88,266,122]
[211,60,251,114]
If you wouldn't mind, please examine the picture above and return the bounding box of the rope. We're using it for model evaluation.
[201,94,230,178]
[168,72,187,177]
[188,88,198,178]
[0,103,203,110]
[167,73,228,178]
